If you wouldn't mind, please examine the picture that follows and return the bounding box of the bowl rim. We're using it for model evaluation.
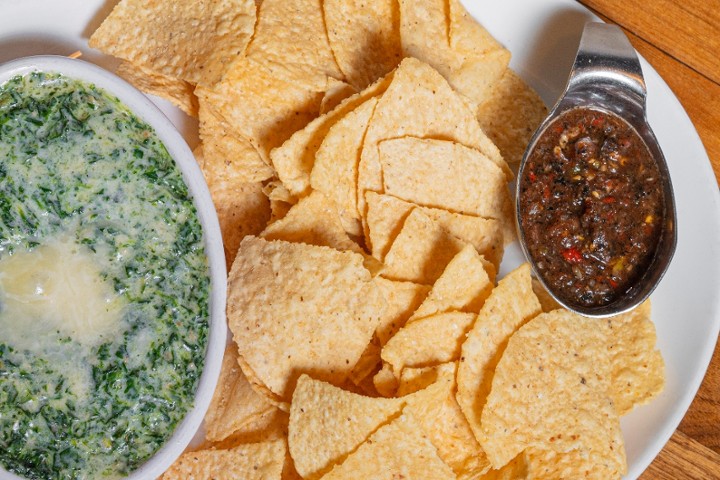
[0,55,227,480]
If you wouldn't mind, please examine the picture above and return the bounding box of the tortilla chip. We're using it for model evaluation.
[320,80,358,114]
[364,192,504,266]
[410,244,495,322]
[373,363,400,398]
[161,439,285,480]
[195,146,271,267]
[456,264,541,444]
[89,0,256,87]
[404,363,490,478]
[228,237,384,402]
[356,57,510,224]
[477,69,548,169]
[260,191,362,253]
[606,301,665,415]
[379,137,508,221]
[198,102,275,183]
[245,0,342,89]
[196,57,326,163]
[399,0,510,109]
[381,311,475,377]
[116,61,198,117]
[323,0,402,90]
[373,277,431,345]
[288,374,404,479]
[310,97,380,236]
[320,412,456,480]
[480,310,626,477]
[204,346,278,442]
[348,340,383,386]
[273,73,391,198]
[204,407,289,450]
[381,209,468,285]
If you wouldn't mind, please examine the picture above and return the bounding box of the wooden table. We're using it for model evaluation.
[576,1,720,478]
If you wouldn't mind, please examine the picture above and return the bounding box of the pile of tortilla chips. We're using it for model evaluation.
[90,1,665,479]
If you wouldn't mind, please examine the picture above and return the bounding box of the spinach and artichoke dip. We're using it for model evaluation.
[0,72,210,479]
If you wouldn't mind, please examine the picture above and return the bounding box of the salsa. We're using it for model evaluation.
[518,107,663,308]
[0,72,209,479]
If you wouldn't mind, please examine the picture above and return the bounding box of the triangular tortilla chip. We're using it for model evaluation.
[356,58,510,226]
[379,137,509,224]
[288,374,404,479]
[228,237,384,402]
[273,72,391,197]
[381,209,467,285]
[410,244,495,322]
[161,439,285,480]
[116,61,198,117]
[399,0,510,109]
[311,97,381,236]
[477,69,548,170]
[381,311,475,377]
[323,0,402,89]
[260,191,362,253]
[373,277,431,345]
[606,301,665,415]
[245,0,342,90]
[456,264,541,445]
[480,310,626,477]
[204,346,278,442]
[364,192,504,266]
[90,0,256,87]
[320,412,456,480]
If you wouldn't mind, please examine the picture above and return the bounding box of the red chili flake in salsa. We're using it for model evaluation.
[519,107,664,307]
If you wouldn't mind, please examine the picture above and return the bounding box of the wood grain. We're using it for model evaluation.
[578,1,720,478]
[639,432,720,480]
[580,0,720,85]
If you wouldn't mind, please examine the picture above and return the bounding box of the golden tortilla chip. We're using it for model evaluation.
[480,310,626,477]
[116,61,198,117]
[477,69,548,169]
[195,146,271,267]
[228,237,384,402]
[381,209,468,285]
[379,137,509,222]
[320,80,358,114]
[410,244,495,322]
[404,363,490,478]
[204,346,278,442]
[606,301,665,415]
[381,311,475,378]
[320,412,456,480]
[197,57,326,163]
[348,340,383,386]
[310,97,381,237]
[364,192,504,266]
[288,374,404,479]
[272,73,391,198]
[356,57,510,224]
[90,0,256,87]
[373,277,431,345]
[260,191,362,253]
[161,439,285,480]
[198,101,275,183]
[246,0,342,90]
[373,363,400,398]
[399,0,510,109]
[323,0,402,89]
[456,264,541,445]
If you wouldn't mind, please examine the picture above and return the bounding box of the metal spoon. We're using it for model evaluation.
[516,22,677,317]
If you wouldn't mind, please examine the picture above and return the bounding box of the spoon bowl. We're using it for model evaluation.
[516,22,677,317]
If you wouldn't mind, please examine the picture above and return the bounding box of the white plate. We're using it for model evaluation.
[1,0,719,478]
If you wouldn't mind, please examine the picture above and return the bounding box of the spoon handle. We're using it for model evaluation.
[567,22,646,108]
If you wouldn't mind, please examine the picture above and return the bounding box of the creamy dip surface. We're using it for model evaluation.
[0,72,209,479]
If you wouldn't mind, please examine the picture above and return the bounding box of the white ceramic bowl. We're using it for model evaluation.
[0,55,227,480]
